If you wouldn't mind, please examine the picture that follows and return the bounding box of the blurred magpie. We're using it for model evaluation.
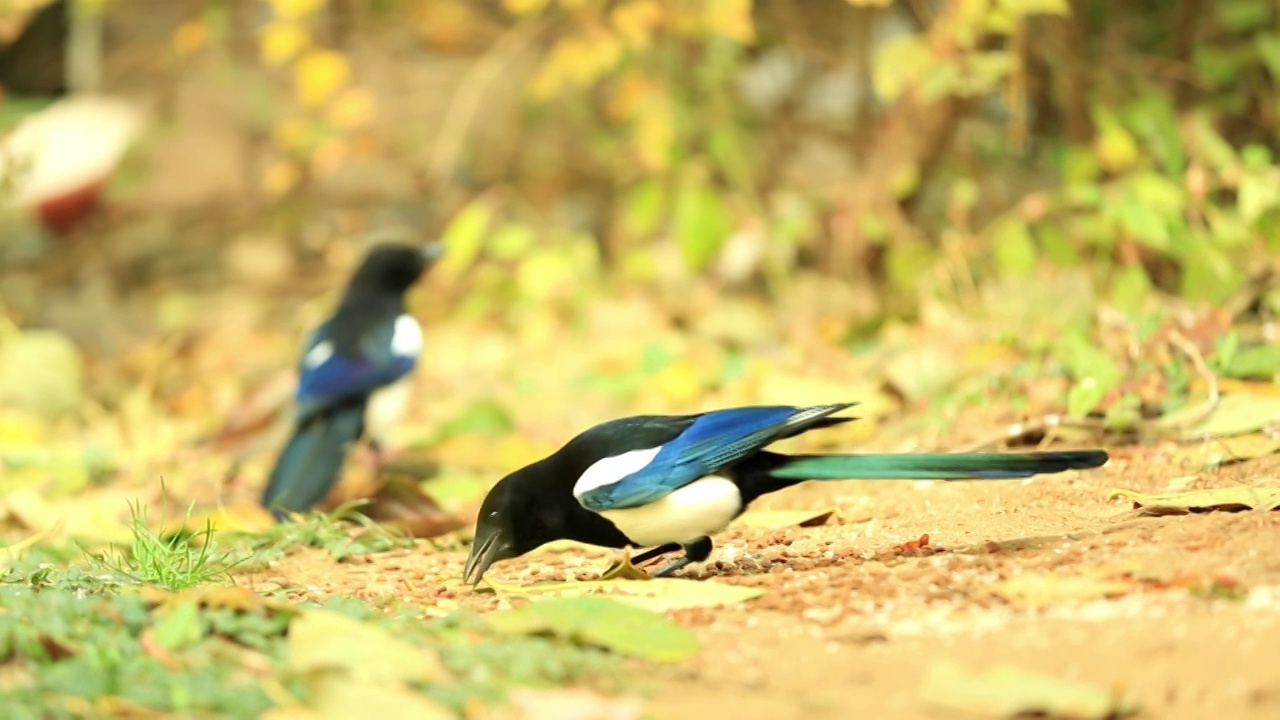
[261,242,443,519]
[462,403,1109,583]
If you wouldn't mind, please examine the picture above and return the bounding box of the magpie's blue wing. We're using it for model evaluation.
[294,319,416,422]
[576,403,852,512]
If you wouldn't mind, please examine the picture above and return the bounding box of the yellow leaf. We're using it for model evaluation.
[171,20,207,56]
[180,503,275,536]
[632,100,673,172]
[653,358,703,405]
[1107,485,1280,514]
[269,0,324,20]
[529,31,623,100]
[484,576,765,613]
[294,49,352,108]
[0,525,58,567]
[304,675,455,720]
[610,0,663,49]
[259,21,310,67]
[702,0,754,43]
[503,0,552,15]
[845,0,893,6]
[273,116,314,153]
[288,609,449,684]
[987,572,1138,610]
[324,87,377,130]
[262,159,301,197]
[310,137,349,176]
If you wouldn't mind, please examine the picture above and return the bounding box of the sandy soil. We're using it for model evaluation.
[243,449,1280,719]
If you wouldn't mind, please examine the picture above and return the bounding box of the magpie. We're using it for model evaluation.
[462,403,1109,584]
[261,242,443,519]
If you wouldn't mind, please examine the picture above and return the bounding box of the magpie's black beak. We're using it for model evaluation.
[421,242,445,263]
[462,522,516,586]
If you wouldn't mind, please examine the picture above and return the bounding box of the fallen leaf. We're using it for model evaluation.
[150,600,204,650]
[599,547,655,581]
[920,658,1138,719]
[180,503,276,536]
[882,344,962,402]
[200,370,294,451]
[508,687,643,720]
[294,49,352,108]
[484,575,765,612]
[1168,433,1280,469]
[730,507,839,530]
[531,539,603,554]
[0,524,59,566]
[354,475,466,539]
[1184,393,1280,438]
[274,674,455,720]
[485,596,699,662]
[987,572,1137,609]
[287,609,449,684]
[1107,485,1280,514]
[0,329,85,420]
[2,487,136,545]
[149,585,294,617]
[137,628,180,670]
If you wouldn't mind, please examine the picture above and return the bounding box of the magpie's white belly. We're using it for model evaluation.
[597,475,743,548]
[365,378,412,445]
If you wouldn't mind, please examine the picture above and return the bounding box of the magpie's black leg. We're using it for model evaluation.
[652,536,714,578]
[631,543,681,566]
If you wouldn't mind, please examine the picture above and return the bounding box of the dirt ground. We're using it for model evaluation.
[243,449,1280,719]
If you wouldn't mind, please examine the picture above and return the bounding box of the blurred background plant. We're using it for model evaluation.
[0,0,1276,543]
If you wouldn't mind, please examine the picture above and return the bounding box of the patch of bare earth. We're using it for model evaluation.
[242,451,1280,719]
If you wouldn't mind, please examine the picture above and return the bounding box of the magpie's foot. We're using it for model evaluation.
[650,536,714,578]
[631,542,681,567]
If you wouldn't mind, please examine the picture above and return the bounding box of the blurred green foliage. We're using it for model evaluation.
[420,0,1279,311]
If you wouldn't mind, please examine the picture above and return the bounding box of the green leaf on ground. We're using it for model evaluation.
[731,507,839,530]
[484,575,764,612]
[287,609,449,684]
[1219,343,1280,380]
[484,596,699,662]
[1185,393,1280,438]
[920,658,1138,719]
[987,573,1137,610]
[151,600,204,651]
[1107,485,1280,514]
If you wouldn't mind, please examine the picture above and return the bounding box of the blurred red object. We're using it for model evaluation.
[1,94,145,233]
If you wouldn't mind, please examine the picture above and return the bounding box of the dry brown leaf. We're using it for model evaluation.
[1107,485,1280,514]
[731,507,839,530]
[352,475,466,539]
[1167,434,1280,469]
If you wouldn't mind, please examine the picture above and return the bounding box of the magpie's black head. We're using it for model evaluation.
[462,462,569,586]
[348,242,444,295]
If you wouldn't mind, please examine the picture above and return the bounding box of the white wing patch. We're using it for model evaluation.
[302,340,334,368]
[572,446,663,499]
[392,315,423,357]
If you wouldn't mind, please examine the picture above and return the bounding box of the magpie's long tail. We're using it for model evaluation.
[261,405,365,520]
[767,449,1109,481]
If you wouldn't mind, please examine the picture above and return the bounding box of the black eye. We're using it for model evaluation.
[489,511,498,518]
